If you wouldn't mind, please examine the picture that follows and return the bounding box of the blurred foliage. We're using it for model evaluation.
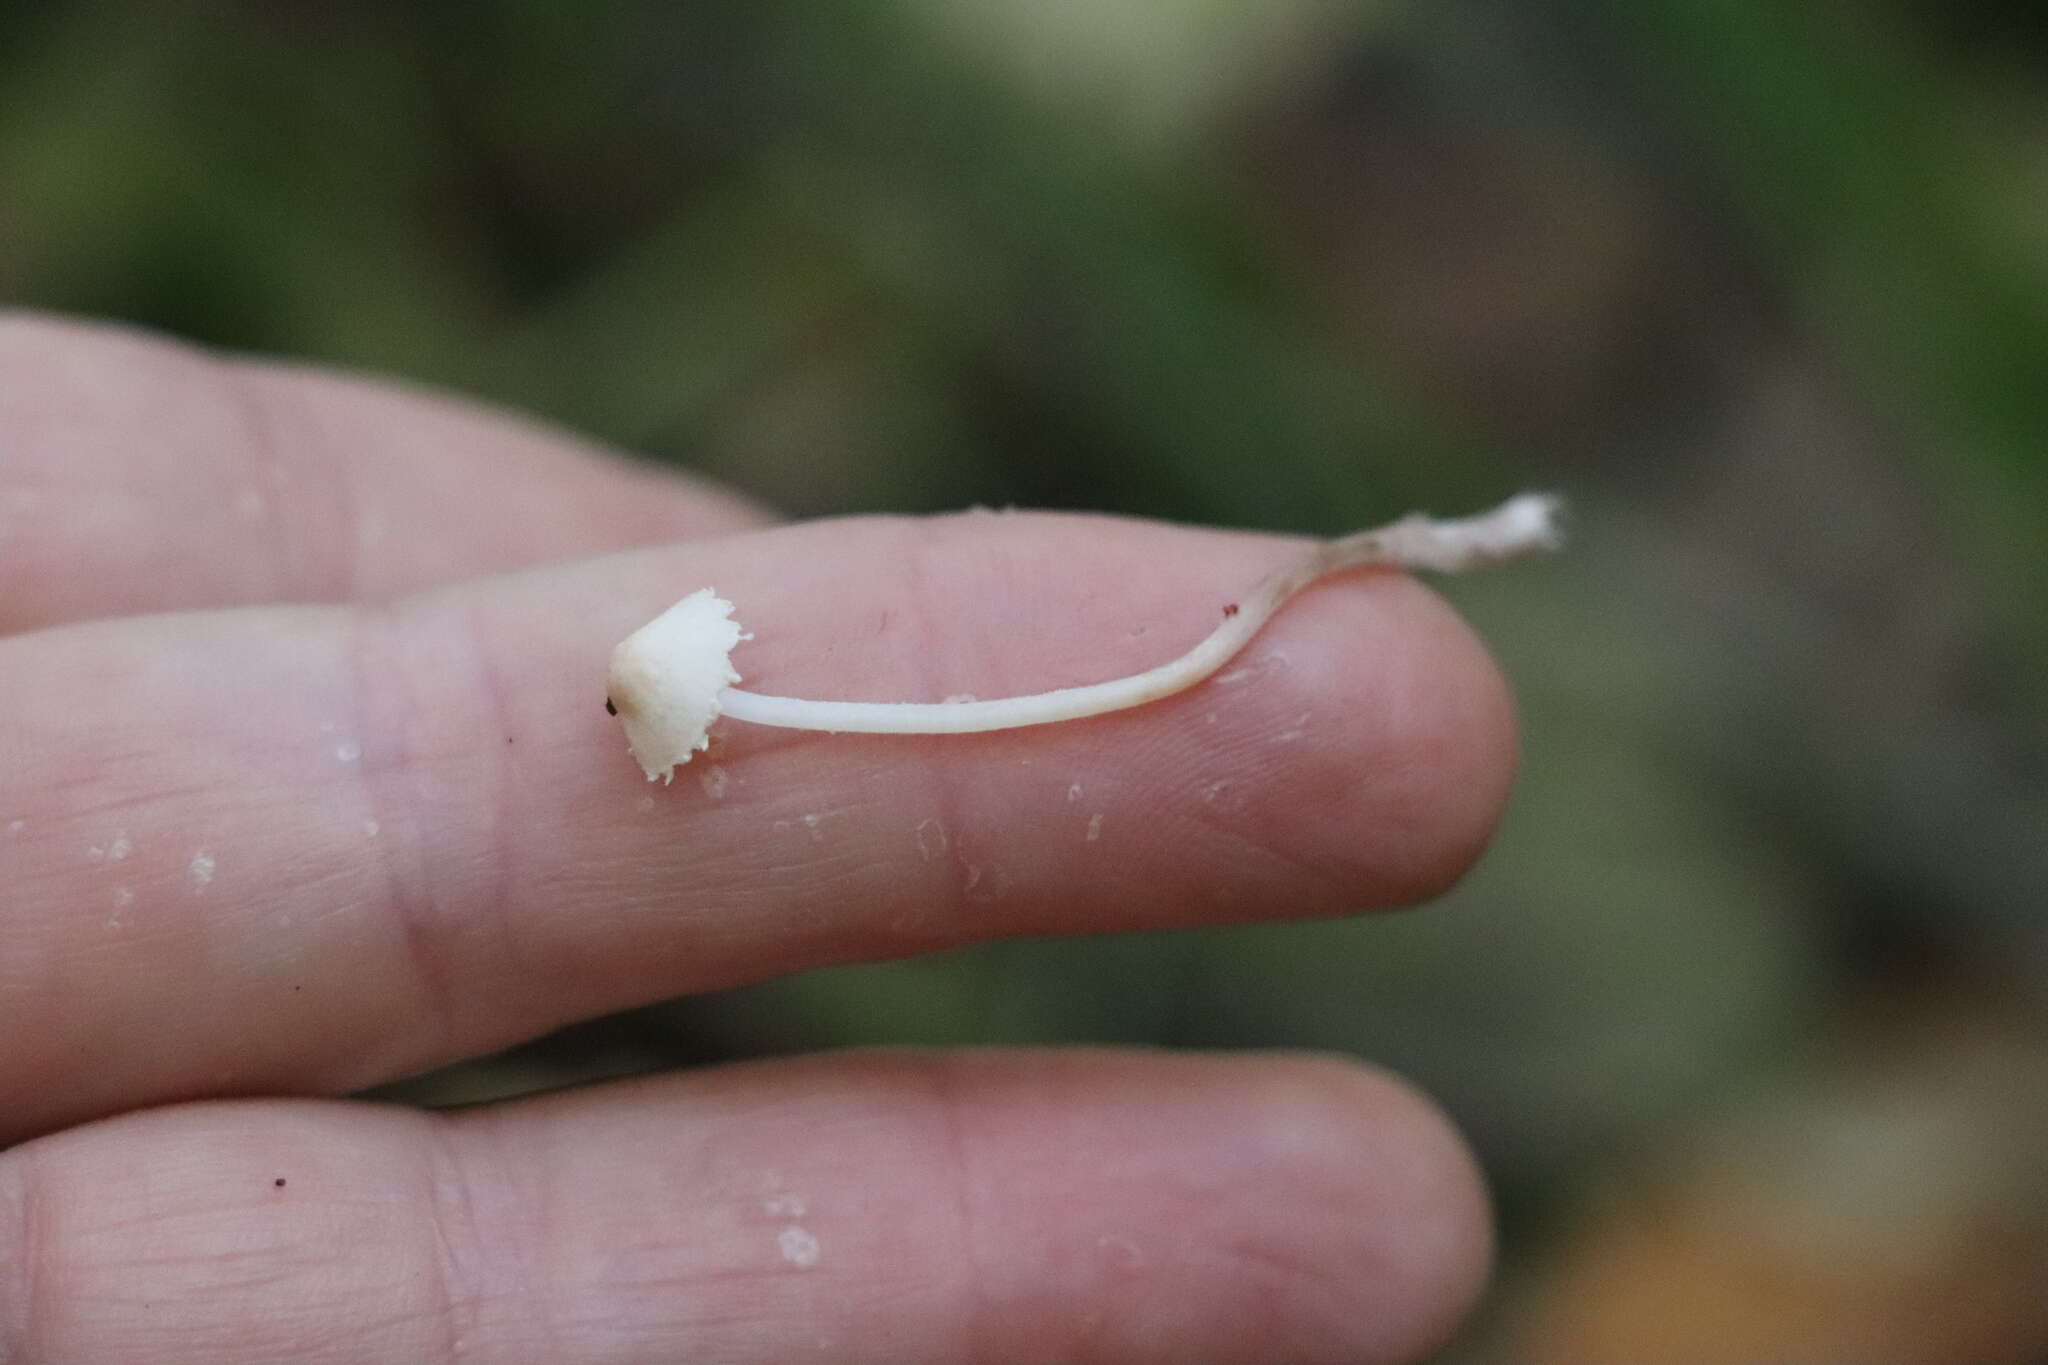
[4,0,2045,1358]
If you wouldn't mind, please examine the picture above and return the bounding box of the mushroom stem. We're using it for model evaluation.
[715,492,1562,737]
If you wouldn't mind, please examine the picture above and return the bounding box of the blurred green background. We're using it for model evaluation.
[5,1,2045,1358]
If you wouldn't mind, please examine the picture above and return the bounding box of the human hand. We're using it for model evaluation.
[0,314,1512,1364]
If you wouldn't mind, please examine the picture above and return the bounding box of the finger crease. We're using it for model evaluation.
[346,605,468,1061]
[921,1057,995,1365]
[214,359,341,602]
[421,1120,486,1364]
[895,522,990,934]
[0,1154,39,1363]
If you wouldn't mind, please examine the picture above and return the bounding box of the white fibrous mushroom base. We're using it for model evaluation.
[606,493,1565,782]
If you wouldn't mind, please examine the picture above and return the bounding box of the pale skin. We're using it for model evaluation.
[0,312,1512,1364]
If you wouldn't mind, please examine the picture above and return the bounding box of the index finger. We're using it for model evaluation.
[0,312,771,634]
[0,512,1516,1139]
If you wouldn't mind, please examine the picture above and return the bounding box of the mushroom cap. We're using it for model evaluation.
[606,588,743,781]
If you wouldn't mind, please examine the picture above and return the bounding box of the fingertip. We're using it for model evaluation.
[1197,572,1520,913]
[1349,577,1520,906]
[931,1048,1493,1365]
[1236,1052,1495,1363]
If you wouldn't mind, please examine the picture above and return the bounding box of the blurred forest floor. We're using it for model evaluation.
[3,1,2045,1359]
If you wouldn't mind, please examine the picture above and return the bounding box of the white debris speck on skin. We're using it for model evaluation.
[108,834,132,861]
[777,1226,821,1269]
[363,819,380,839]
[1202,780,1248,814]
[1214,650,1290,689]
[113,885,135,909]
[698,764,730,801]
[189,851,216,890]
[4,820,23,837]
[1066,782,1083,803]
[334,741,362,763]
[1085,813,1103,842]
[763,1193,808,1219]
[802,813,825,842]
[914,818,947,863]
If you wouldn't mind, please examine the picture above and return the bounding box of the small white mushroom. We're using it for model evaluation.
[606,588,744,781]
[607,493,1564,782]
